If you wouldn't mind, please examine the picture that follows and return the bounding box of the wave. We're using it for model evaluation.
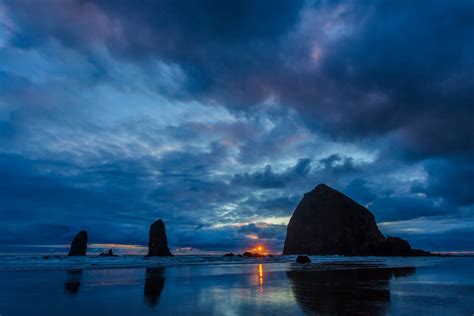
[0,254,439,271]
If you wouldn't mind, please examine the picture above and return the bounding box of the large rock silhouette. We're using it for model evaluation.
[147,219,173,257]
[283,184,430,256]
[68,231,88,256]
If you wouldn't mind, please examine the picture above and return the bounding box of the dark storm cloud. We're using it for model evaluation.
[237,223,286,240]
[415,158,474,208]
[228,193,301,221]
[6,0,303,98]
[0,153,164,243]
[370,194,446,222]
[5,0,473,157]
[9,0,303,50]
[343,179,377,205]
[285,1,474,157]
[319,154,360,174]
[1,0,473,251]
[231,158,311,188]
[0,137,290,250]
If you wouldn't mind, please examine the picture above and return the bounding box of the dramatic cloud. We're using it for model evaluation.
[0,0,472,253]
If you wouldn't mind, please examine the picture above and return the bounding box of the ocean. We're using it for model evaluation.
[0,255,473,315]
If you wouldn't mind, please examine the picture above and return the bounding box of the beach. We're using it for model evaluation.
[0,256,473,315]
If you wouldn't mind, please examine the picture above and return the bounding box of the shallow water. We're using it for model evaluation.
[0,256,473,315]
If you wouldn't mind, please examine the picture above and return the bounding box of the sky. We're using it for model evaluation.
[0,0,473,254]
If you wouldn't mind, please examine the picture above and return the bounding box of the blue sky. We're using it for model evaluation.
[0,0,473,253]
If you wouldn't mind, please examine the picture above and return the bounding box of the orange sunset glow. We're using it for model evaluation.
[248,245,268,255]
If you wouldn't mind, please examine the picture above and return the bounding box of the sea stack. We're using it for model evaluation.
[68,230,88,256]
[283,184,430,256]
[147,219,173,257]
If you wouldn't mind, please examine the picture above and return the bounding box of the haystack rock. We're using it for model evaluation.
[147,219,173,257]
[68,230,88,256]
[283,184,430,256]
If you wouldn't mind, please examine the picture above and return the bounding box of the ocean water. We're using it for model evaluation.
[0,255,473,315]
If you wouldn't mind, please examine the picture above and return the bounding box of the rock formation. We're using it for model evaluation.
[147,219,173,257]
[68,230,88,256]
[283,184,430,256]
[99,249,116,256]
[243,252,266,258]
[296,255,311,264]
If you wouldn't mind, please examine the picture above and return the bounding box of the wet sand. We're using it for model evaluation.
[0,256,473,315]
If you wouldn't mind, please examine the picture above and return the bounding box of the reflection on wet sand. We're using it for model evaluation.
[257,263,264,294]
[144,267,166,307]
[287,264,416,315]
[64,269,83,295]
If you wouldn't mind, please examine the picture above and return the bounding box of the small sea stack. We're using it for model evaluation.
[99,249,116,257]
[68,231,88,256]
[147,219,173,257]
[296,255,311,264]
[243,252,266,258]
